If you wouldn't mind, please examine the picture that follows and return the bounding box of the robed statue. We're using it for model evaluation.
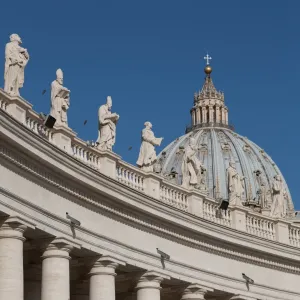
[270,175,287,218]
[50,69,70,126]
[181,137,206,189]
[227,161,245,206]
[4,34,29,96]
[137,122,163,172]
[96,96,119,151]
[254,170,268,208]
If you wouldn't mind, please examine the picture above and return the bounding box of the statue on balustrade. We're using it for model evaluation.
[50,69,70,126]
[137,122,163,172]
[4,34,29,96]
[254,170,268,208]
[227,161,245,206]
[96,96,119,151]
[270,175,287,218]
[181,137,206,189]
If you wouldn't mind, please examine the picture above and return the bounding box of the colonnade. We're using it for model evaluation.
[0,218,255,300]
[191,105,228,127]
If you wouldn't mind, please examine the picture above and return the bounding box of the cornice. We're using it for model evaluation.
[0,109,300,276]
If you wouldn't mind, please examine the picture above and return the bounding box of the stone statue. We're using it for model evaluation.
[181,137,206,189]
[4,34,29,96]
[137,122,163,172]
[227,161,245,206]
[50,69,70,126]
[96,96,119,151]
[270,175,287,218]
[255,170,268,208]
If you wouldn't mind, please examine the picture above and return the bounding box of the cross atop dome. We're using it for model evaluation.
[204,54,212,65]
[203,54,213,76]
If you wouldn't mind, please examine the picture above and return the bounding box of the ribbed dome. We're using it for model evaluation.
[159,128,294,214]
[158,60,294,216]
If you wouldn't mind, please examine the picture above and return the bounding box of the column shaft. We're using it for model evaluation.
[0,222,26,300]
[203,107,207,123]
[216,106,220,123]
[41,242,72,300]
[192,110,196,126]
[89,256,125,300]
[197,108,201,124]
[221,107,225,123]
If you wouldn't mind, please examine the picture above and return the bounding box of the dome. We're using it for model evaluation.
[158,60,295,216]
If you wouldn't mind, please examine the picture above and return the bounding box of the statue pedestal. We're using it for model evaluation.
[187,191,204,218]
[0,89,32,125]
[274,219,290,244]
[230,205,249,232]
[98,150,121,179]
[144,173,162,200]
[52,125,76,154]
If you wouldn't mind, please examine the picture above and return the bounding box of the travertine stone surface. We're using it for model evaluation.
[0,219,27,300]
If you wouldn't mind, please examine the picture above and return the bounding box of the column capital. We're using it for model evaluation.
[136,270,170,291]
[0,216,35,241]
[181,283,213,300]
[89,255,126,277]
[41,237,80,260]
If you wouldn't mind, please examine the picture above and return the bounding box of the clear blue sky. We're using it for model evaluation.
[1,1,299,209]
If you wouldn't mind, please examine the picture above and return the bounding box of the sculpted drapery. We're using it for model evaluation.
[270,175,287,218]
[4,34,29,96]
[227,162,245,206]
[96,96,119,151]
[137,122,163,172]
[255,170,268,208]
[50,69,70,126]
[181,138,206,189]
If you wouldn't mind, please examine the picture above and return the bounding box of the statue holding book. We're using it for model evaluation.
[50,68,70,126]
[96,96,119,151]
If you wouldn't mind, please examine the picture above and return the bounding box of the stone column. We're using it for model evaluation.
[215,106,220,123]
[202,107,207,123]
[196,108,201,124]
[221,107,225,123]
[191,109,196,126]
[0,219,27,300]
[41,239,73,300]
[201,107,206,124]
[89,255,125,300]
[209,106,213,123]
[136,271,170,300]
[225,108,228,125]
[181,284,213,300]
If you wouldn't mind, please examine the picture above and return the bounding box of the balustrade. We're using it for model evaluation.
[71,139,101,170]
[116,162,145,191]
[289,225,300,247]
[203,199,232,227]
[160,183,188,211]
[246,213,275,240]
